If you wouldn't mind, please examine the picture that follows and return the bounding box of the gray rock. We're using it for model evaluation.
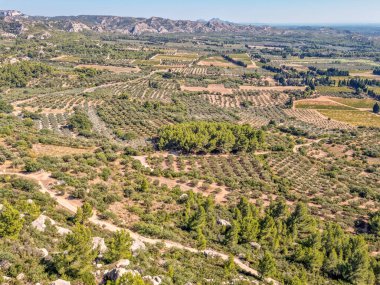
[16,273,25,280]
[203,250,218,258]
[38,248,49,258]
[0,260,12,270]
[250,242,261,250]
[115,259,130,268]
[104,268,139,281]
[56,226,72,235]
[92,237,108,253]
[217,218,231,227]
[50,279,71,285]
[179,194,188,201]
[31,215,56,232]
[131,240,146,255]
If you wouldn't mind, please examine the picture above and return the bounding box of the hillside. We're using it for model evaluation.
[0,7,379,285]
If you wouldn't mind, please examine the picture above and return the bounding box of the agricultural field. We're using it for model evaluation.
[197,56,236,67]
[329,97,377,109]
[294,96,380,127]
[0,10,380,285]
[228,53,256,68]
[318,109,380,128]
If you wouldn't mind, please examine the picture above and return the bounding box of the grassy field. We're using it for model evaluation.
[296,100,355,110]
[316,86,353,95]
[51,55,81,63]
[329,97,378,108]
[370,87,380,94]
[197,56,236,67]
[319,109,380,127]
[229,53,252,65]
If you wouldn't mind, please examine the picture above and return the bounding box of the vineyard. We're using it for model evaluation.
[201,91,288,108]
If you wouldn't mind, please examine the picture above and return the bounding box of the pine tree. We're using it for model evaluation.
[287,202,317,242]
[105,230,133,263]
[196,228,207,250]
[258,251,277,279]
[373,103,380,114]
[82,202,93,222]
[224,254,236,277]
[369,212,380,236]
[74,207,84,224]
[54,224,97,278]
[225,220,240,246]
[0,200,24,239]
[343,236,372,284]
[237,197,259,243]
[188,206,206,230]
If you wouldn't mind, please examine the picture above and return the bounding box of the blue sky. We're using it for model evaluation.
[0,0,379,24]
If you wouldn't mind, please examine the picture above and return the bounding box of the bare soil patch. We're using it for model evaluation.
[32,144,95,157]
[181,84,233,95]
[197,56,235,68]
[239,86,305,91]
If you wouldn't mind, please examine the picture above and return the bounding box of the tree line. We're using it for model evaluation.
[222,55,248,68]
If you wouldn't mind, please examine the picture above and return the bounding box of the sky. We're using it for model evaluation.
[0,0,379,24]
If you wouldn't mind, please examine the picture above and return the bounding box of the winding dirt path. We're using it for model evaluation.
[0,169,278,284]
[293,139,323,153]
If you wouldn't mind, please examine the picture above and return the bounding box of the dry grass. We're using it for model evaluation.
[318,110,380,128]
[51,55,80,63]
[32,144,95,157]
[75,64,140,74]
[181,84,233,95]
[350,71,380,79]
[197,56,236,68]
[329,97,377,109]
[295,99,354,110]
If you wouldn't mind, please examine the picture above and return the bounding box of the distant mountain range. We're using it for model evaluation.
[0,10,274,36]
[0,9,376,40]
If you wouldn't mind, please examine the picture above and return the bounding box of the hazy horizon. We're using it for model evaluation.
[1,0,380,25]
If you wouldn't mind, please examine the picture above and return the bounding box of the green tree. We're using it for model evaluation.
[82,202,93,222]
[53,224,97,278]
[342,236,373,284]
[258,251,277,279]
[373,103,380,114]
[105,230,132,263]
[68,110,93,134]
[74,207,84,224]
[24,158,42,173]
[224,254,236,277]
[197,228,207,250]
[188,206,206,231]
[287,202,317,242]
[225,220,240,246]
[0,99,13,113]
[369,212,380,236]
[74,202,93,224]
[0,200,24,239]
